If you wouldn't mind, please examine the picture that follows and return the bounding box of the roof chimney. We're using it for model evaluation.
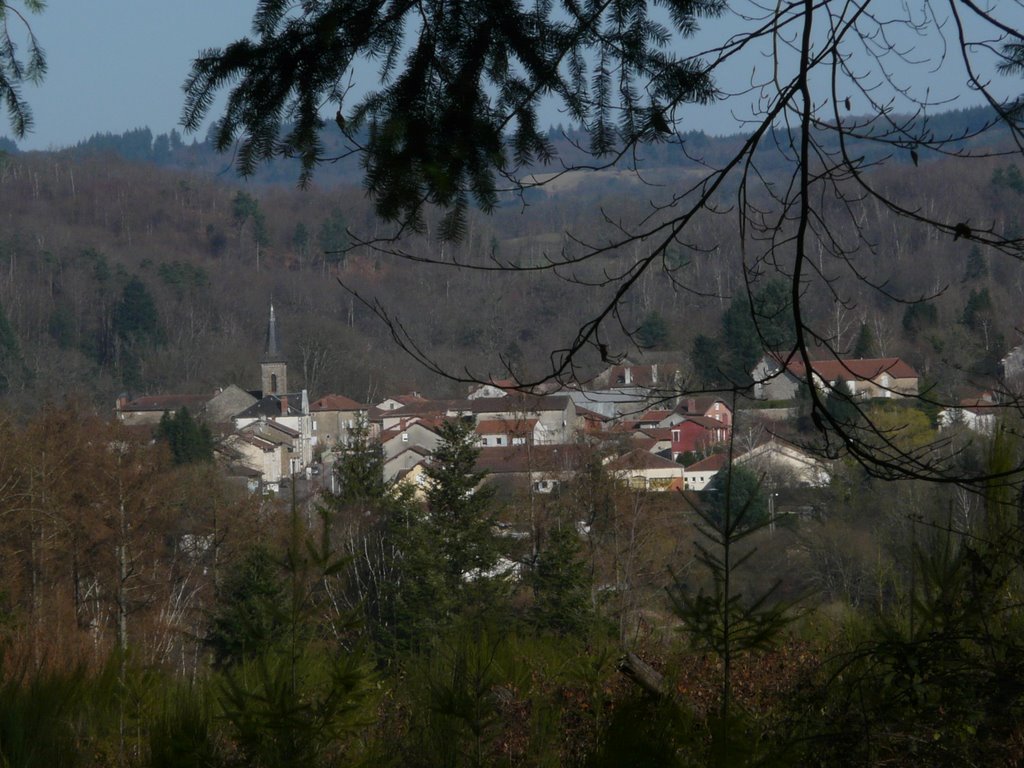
[280,395,288,416]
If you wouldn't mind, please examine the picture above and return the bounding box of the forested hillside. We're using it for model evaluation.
[0,107,1020,410]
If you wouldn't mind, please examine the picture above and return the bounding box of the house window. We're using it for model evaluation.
[402,432,409,442]
[672,430,680,442]
[270,373,278,393]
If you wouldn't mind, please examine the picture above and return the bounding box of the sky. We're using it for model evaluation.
[15,2,258,150]
[10,2,1024,152]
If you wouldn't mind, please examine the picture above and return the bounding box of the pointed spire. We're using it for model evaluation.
[262,302,285,362]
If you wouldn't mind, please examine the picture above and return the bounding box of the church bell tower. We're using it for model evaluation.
[261,303,288,396]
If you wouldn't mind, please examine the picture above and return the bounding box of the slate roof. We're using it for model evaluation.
[261,303,286,363]
[235,394,305,419]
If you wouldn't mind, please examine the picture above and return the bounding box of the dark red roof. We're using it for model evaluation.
[605,449,682,471]
[121,394,213,412]
[311,394,365,411]
[684,453,727,472]
[790,357,918,381]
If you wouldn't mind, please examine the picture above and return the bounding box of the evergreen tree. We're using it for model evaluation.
[902,301,938,337]
[214,504,375,767]
[317,208,349,267]
[206,545,288,668]
[752,279,795,352]
[183,0,719,230]
[323,420,387,512]
[291,222,310,263]
[156,407,214,465]
[0,300,24,391]
[384,419,505,650]
[529,524,593,637]
[963,245,988,281]
[635,311,669,349]
[113,276,161,343]
[691,334,723,387]
[720,296,761,386]
[232,191,268,250]
[702,464,768,531]
[851,322,876,358]
[152,132,170,163]
[825,377,860,429]
[424,419,501,587]
[991,163,1024,194]
[671,461,791,761]
[962,287,993,330]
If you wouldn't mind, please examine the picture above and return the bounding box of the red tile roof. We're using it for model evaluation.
[684,453,727,472]
[640,409,673,422]
[475,444,588,474]
[476,418,538,435]
[789,357,918,381]
[682,415,730,430]
[605,449,682,471]
[120,394,213,412]
[310,394,365,411]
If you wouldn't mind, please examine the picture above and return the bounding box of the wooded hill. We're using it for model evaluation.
[0,105,1019,410]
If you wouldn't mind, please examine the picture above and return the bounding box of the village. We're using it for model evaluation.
[113,305,1004,511]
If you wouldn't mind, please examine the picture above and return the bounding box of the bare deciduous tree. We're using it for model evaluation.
[183,1,1024,485]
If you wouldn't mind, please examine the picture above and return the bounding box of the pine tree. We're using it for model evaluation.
[635,311,669,349]
[383,419,505,650]
[206,545,288,668]
[691,334,723,387]
[963,246,988,281]
[720,296,761,386]
[323,420,386,513]
[529,524,593,637]
[317,208,349,267]
[851,323,876,358]
[424,419,501,587]
[113,276,162,343]
[156,407,213,465]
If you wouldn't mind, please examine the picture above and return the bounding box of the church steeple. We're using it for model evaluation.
[260,303,288,395]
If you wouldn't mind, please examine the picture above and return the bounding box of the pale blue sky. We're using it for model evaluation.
[16,2,258,150]
[11,2,1024,152]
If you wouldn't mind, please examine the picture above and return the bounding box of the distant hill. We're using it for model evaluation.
[4,104,1008,195]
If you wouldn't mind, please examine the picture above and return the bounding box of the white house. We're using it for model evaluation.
[734,439,831,487]
[937,394,998,435]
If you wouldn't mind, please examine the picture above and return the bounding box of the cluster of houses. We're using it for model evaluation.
[118,307,994,499]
